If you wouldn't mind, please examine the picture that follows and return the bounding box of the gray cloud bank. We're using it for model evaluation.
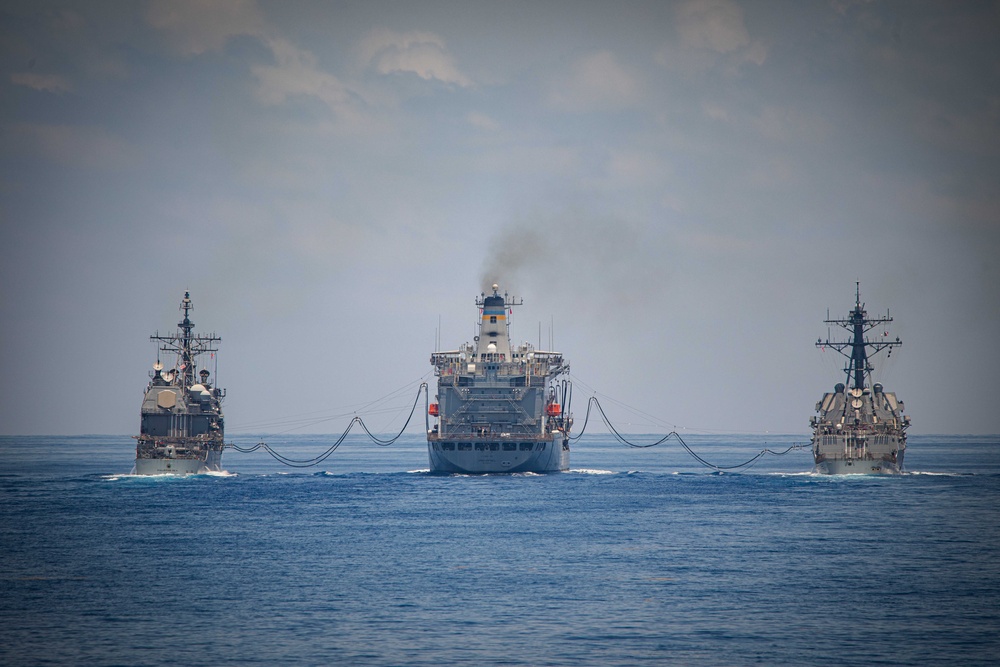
[1,0,998,436]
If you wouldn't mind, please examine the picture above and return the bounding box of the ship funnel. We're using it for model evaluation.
[478,288,512,360]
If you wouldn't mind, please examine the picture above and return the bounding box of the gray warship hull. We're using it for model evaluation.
[814,457,903,475]
[135,292,226,475]
[427,433,570,474]
[812,432,905,474]
[810,285,909,475]
[134,447,223,475]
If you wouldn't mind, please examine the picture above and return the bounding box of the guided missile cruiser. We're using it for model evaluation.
[133,292,225,474]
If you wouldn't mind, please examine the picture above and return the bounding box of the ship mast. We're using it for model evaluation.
[817,282,901,391]
[150,291,221,389]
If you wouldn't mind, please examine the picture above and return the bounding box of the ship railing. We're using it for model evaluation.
[429,431,547,441]
[430,352,464,365]
[433,361,564,378]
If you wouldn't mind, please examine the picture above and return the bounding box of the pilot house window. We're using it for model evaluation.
[490,316,497,323]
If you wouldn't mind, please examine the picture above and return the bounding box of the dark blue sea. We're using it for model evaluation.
[2,433,999,666]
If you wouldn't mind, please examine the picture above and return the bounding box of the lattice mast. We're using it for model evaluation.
[150,291,221,390]
[817,282,901,391]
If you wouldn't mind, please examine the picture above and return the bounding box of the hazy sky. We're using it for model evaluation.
[2,0,998,436]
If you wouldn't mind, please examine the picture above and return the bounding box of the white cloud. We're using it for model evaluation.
[252,37,353,113]
[10,73,72,93]
[676,0,750,53]
[144,3,373,125]
[548,50,642,112]
[742,40,768,66]
[358,28,471,86]
[145,0,265,56]
[702,102,730,121]
[658,0,768,72]
[467,112,500,131]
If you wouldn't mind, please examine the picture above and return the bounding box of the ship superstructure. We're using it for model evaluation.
[810,284,909,474]
[133,292,225,474]
[427,284,572,473]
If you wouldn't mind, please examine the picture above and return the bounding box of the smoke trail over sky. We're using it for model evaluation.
[480,212,668,315]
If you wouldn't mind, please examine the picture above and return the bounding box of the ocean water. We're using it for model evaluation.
[1,433,999,666]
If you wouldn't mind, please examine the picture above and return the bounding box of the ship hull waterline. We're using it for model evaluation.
[814,455,904,475]
[427,434,569,474]
[134,449,224,475]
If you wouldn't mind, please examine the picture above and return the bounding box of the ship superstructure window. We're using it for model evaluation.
[490,316,497,323]
[502,443,517,451]
[519,443,533,451]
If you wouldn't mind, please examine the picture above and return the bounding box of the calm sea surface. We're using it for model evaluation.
[1,433,998,666]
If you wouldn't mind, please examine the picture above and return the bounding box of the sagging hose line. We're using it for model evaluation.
[571,395,808,471]
[229,384,427,467]
[232,383,805,471]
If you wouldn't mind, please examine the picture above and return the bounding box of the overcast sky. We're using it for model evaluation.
[2,0,998,437]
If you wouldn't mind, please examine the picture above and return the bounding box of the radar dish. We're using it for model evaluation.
[153,362,163,371]
[162,371,175,383]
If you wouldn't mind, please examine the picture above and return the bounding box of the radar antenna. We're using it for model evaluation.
[816,282,901,391]
[150,291,221,390]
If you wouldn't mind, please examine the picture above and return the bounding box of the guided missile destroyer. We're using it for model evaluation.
[133,292,225,474]
[811,284,909,474]
[427,284,573,473]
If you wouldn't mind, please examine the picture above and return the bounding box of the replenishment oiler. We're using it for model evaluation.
[810,284,909,474]
[427,284,572,473]
[133,292,225,475]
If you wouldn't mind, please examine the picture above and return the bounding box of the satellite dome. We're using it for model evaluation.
[189,383,212,400]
